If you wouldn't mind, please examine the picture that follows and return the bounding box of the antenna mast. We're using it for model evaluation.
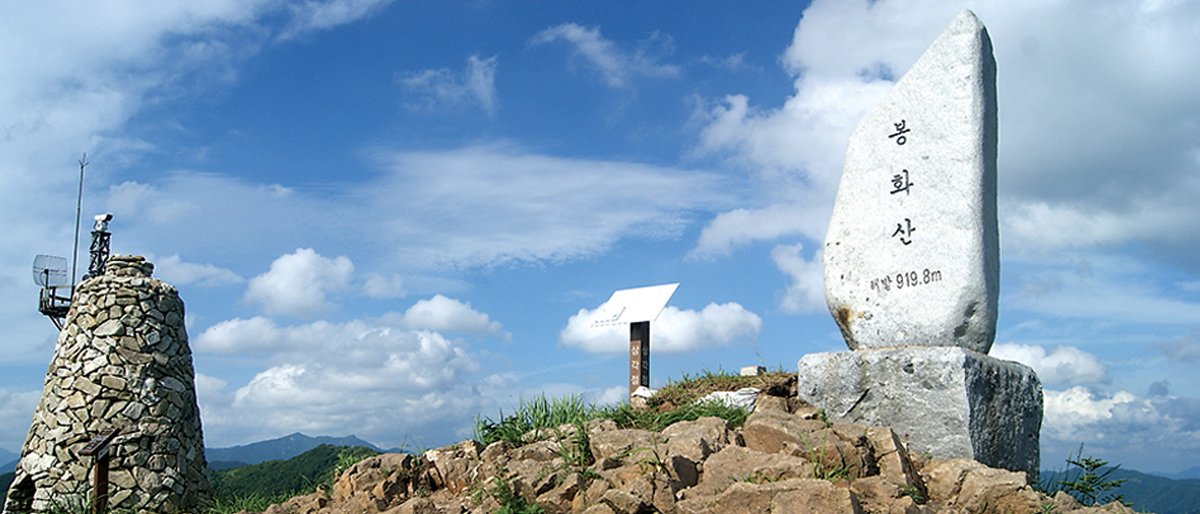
[70,153,88,302]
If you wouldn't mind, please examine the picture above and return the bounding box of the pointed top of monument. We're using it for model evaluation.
[950,9,983,30]
[823,9,999,354]
[893,9,993,92]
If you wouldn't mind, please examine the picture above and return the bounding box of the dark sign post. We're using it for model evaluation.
[587,283,678,402]
[629,321,650,396]
[79,429,118,514]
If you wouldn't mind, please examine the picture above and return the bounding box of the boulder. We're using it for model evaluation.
[798,346,1042,479]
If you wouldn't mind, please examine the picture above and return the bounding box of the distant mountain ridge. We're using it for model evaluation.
[1,447,18,472]
[205,433,391,468]
[1042,466,1200,514]
[1152,465,1200,480]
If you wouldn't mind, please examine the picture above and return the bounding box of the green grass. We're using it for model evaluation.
[473,369,769,448]
[597,398,750,432]
[473,394,603,447]
[204,491,301,514]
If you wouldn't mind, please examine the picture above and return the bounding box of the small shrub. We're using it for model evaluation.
[1037,444,1128,507]
[899,485,926,505]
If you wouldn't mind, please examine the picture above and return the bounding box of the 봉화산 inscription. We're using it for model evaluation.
[823,9,999,353]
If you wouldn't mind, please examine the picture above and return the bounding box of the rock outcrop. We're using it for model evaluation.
[249,394,1136,514]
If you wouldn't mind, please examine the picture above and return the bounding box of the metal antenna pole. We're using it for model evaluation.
[70,153,88,302]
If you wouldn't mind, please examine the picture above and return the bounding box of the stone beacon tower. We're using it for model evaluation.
[3,255,212,514]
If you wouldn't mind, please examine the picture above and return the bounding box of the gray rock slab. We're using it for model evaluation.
[823,9,999,353]
[797,347,1041,480]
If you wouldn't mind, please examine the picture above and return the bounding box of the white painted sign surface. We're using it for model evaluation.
[590,282,679,328]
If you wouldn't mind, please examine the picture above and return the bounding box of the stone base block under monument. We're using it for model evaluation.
[796,346,1042,480]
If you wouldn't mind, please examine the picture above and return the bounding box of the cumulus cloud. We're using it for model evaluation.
[392,295,504,335]
[193,315,495,446]
[190,311,539,447]
[397,55,499,115]
[530,23,681,88]
[194,316,287,354]
[991,343,1110,386]
[1041,387,1200,472]
[771,243,825,313]
[152,254,244,287]
[559,302,761,354]
[244,249,354,318]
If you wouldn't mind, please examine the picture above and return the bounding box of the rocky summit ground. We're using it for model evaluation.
[248,394,1140,514]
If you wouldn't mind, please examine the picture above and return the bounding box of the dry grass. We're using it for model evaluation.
[647,368,796,410]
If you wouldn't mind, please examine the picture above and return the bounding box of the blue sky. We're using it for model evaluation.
[2,0,1199,476]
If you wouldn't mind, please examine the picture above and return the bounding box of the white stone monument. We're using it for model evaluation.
[799,10,1042,480]
[823,9,999,353]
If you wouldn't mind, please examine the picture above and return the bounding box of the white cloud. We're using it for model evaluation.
[1043,387,1142,442]
[1041,387,1200,473]
[559,302,761,354]
[244,248,354,317]
[193,315,495,447]
[592,386,629,407]
[0,0,394,366]
[393,295,503,335]
[991,343,1110,386]
[243,248,352,317]
[530,24,681,88]
[194,316,286,354]
[0,388,40,452]
[770,243,825,313]
[363,273,405,299]
[193,373,228,399]
[152,254,244,287]
[397,55,499,115]
[279,0,395,40]
[99,145,730,271]
[690,0,1200,303]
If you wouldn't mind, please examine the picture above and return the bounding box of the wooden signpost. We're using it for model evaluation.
[629,321,650,396]
[590,283,678,401]
[79,429,118,514]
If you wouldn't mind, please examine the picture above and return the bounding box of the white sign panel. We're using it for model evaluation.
[590,282,679,328]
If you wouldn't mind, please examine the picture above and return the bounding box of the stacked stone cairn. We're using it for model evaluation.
[804,10,1043,479]
[2,255,212,514]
